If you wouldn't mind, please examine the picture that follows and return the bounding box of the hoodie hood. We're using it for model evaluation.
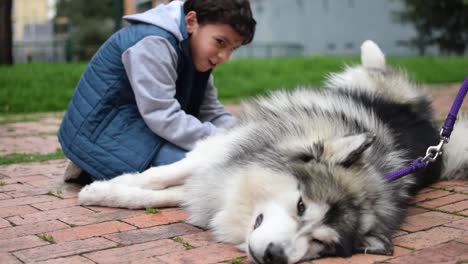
[123,0,187,41]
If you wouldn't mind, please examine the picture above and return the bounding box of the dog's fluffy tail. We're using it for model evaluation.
[441,114,468,180]
[361,40,386,70]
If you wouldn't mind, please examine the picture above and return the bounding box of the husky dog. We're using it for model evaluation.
[78,41,468,263]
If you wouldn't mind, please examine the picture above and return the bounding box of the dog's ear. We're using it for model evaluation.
[323,133,375,167]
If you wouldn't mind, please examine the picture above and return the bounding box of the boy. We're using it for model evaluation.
[58,0,256,182]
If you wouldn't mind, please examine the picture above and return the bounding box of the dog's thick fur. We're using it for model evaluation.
[78,41,468,264]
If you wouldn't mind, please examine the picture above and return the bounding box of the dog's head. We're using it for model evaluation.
[245,132,396,264]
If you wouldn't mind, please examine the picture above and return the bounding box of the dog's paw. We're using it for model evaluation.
[78,181,112,206]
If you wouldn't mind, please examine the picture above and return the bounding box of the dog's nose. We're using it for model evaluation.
[263,243,287,264]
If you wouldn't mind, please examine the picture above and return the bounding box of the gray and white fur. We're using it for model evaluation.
[78,40,468,264]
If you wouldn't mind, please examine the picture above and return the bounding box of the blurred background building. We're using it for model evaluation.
[124,0,171,15]
[12,0,64,62]
[10,0,468,63]
[240,0,422,57]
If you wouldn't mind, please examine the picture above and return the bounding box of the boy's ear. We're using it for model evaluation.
[185,11,198,33]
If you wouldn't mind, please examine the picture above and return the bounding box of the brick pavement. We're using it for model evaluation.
[0,86,467,264]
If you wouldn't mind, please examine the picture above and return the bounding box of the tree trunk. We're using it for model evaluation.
[0,0,13,65]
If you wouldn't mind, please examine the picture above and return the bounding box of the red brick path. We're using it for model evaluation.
[0,85,467,263]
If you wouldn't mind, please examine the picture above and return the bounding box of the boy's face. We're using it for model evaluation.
[186,11,244,72]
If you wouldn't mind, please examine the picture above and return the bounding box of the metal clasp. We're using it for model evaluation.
[439,128,450,143]
[423,139,445,163]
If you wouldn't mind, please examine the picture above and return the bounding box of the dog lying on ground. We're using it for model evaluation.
[78,40,468,264]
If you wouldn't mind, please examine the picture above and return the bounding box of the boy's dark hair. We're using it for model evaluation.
[184,0,256,44]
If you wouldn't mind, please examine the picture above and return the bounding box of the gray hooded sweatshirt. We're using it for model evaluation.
[122,0,235,151]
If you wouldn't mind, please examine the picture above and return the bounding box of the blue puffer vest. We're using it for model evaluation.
[58,18,211,180]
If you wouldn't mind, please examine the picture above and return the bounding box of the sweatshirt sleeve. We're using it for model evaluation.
[198,75,236,129]
[122,36,221,150]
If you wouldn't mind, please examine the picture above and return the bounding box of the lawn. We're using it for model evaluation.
[1,56,467,114]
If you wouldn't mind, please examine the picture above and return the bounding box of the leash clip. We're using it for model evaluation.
[439,128,450,143]
[423,139,445,163]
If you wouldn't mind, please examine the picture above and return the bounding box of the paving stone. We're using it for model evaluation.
[0,183,31,192]
[310,246,412,264]
[84,239,184,263]
[452,186,468,194]
[0,235,49,252]
[460,209,468,216]
[2,174,50,184]
[60,208,147,226]
[10,179,80,199]
[83,205,124,213]
[417,187,435,194]
[154,242,245,264]
[0,136,60,156]
[406,207,428,216]
[124,257,171,264]
[400,211,463,232]
[431,180,468,187]
[457,234,468,244]
[418,193,468,208]
[7,206,94,225]
[392,230,409,238]
[444,217,468,231]
[384,241,468,264]
[31,198,79,211]
[180,231,215,248]
[438,200,468,213]
[0,218,11,228]
[44,220,136,243]
[0,253,22,264]
[413,190,452,203]
[0,193,11,200]
[104,223,202,245]
[0,204,38,217]
[0,159,68,178]
[13,237,118,262]
[0,220,69,240]
[0,116,60,137]
[34,255,96,264]
[0,195,59,208]
[393,227,468,249]
[122,209,188,228]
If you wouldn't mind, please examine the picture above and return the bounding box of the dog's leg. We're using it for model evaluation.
[79,182,184,209]
[108,158,196,190]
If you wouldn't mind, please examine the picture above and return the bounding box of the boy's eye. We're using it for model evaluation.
[216,39,225,46]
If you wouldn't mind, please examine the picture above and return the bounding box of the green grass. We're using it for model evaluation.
[145,207,160,214]
[0,149,65,165]
[0,63,86,114]
[46,189,63,198]
[1,56,467,114]
[227,257,246,264]
[38,234,55,243]
[173,236,194,250]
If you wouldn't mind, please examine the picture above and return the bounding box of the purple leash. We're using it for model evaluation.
[385,76,468,181]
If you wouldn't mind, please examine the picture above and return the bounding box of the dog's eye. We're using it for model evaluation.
[296,153,314,163]
[254,214,263,230]
[312,238,325,246]
[297,197,306,216]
